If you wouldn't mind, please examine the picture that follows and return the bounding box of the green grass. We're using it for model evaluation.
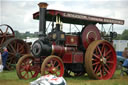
[0,70,128,85]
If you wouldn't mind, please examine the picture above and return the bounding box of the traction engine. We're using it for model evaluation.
[16,2,124,80]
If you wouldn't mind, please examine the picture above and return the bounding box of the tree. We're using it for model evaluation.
[121,29,128,40]
[114,34,121,40]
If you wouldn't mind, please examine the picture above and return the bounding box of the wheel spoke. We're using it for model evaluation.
[8,52,15,56]
[5,26,8,34]
[100,69,103,78]
[93,54,100,59]
[105,64,111,70]
[55,64,60,69]
[26,72,29,79]
[16,43,20,52]
[0,38,5,45]
[101,43,105,53]
[0,29,3,34]
[106,55,111,60]
[104,67,110,74]
[92,57,99,61]
[55,70,60,76]
[20,66,26,72]
[94,64,98,72]
[30,71,33,77]
[107,61,114,64]
[95,64,101,74]
[92,61,100,66]
[101,64,105,76]
[18,45,25,53]
[8,44,16,53]
[105,50,112,57]
[53,60,57,65]
[51,60,55,67]
[23,72,28,77]
[97,46,102,56]
[20,66,26,70]
[14,40,17,50]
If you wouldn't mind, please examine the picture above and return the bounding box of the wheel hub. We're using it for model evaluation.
[100,57,107,64]
[25,65,30,71]
[16,53,21,58]
[103,57,107,64]
[50,67,57,73]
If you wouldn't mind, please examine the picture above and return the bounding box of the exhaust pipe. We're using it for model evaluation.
[38,2,48,37]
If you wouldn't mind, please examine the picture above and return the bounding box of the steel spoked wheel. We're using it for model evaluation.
[41,55,64,77]
[0,24,15,46]
[3,38,30,70]
[85,40,117,80]
[16,54,40,80]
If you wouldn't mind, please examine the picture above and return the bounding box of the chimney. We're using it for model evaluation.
[38,2,48,37]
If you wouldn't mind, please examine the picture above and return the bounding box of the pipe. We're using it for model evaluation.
[38,2,48,37]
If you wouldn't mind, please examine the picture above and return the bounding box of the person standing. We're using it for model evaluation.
[0,52,3,72]
[122,47,128,68]
[1,47,8,69]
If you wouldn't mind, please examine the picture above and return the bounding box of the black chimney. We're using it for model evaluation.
[38,2,48,37]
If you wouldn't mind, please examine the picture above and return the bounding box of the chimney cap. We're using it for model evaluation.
[38,2,48,8]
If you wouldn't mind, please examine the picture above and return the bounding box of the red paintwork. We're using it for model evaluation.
[82,24,101,49]
[62,52,83,63]
[52,45,76,56]
[65,35,79,46]
[52,45,65,56]
[62,52,72,63]
[73,52,83,63]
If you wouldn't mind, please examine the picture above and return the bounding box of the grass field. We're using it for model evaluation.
[0,70,128,85]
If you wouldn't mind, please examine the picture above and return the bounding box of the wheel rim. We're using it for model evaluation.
[85,40,117,80]
[41,55,64,77]
[16,54,40,80]
[0,24,15,46]
[3,38,30,70]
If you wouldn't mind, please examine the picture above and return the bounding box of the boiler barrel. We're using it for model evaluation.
[31,40,75,57]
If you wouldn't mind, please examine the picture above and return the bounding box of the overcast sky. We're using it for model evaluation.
[0,0,128,34]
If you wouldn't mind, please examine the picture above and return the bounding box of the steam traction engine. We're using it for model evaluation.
[16,2,124,80]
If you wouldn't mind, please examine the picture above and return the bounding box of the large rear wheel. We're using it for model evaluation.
[2,38,30,70]
[85,40,117,80]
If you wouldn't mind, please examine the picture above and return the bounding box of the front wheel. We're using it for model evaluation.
[16,54,40,80]
[41,55,64,77]
[85,40,117,80]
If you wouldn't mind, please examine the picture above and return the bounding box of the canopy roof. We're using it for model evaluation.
[33,9,124,25]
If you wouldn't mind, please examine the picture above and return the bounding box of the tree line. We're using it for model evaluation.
[14,30,38,39]
[114,29,128,40]
[14,29,128,40]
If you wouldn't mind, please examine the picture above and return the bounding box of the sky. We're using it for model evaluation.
[0,0,128,34]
